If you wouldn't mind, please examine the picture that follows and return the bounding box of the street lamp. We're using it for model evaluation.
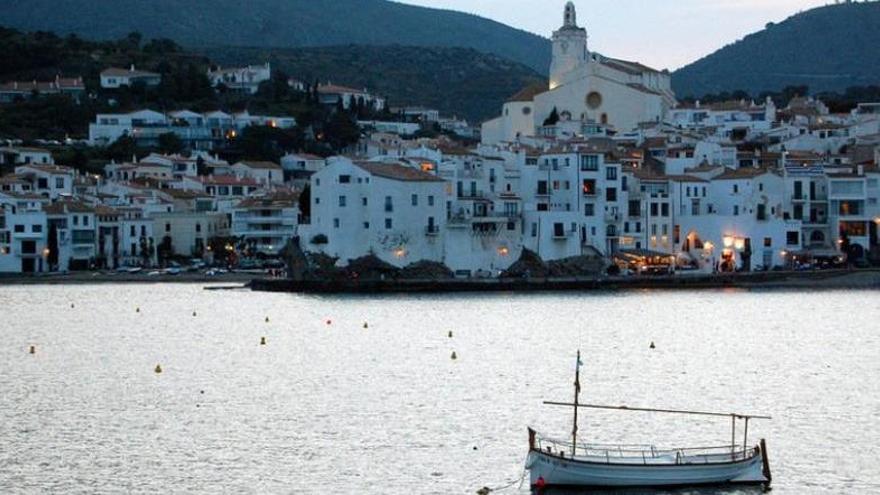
[723,235,735,248]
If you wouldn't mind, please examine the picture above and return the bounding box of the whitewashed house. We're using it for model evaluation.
[305,158,446,267]
[100,66,162,89]
[231,191,301,256]
[207,63,271,95]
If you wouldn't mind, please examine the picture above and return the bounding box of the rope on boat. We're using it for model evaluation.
[476,457,528,494]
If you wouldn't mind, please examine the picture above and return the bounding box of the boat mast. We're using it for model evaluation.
[572,350,581,456]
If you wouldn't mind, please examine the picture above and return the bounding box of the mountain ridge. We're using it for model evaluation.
[672,2,880,98]
[1,0,552,74]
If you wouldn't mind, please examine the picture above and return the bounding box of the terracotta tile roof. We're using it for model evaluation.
[506,83,547,103]
[101,67,160,78]
[235,160,282,170]
[199,175,259,186]
[713,167,776,180]
[353,162,445,182]
[43,200,94,214]
[318,84,367,94]
[0,78,85,92]
[235,191,300,209]
[17,164,73,175]
[94,205,120,216]
[667,174,708,183]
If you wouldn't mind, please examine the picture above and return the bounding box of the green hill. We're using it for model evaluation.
[0,0,551,74]
[205,45,545,122]
[673,2,880,98]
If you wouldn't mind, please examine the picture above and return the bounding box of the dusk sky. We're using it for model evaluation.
[397,0,830,70]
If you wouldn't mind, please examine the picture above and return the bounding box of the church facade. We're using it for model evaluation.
[482,2,676,144]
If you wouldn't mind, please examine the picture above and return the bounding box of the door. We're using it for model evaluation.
[22,258,35,273]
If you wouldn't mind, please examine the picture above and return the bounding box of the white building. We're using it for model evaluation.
[231,191,301,256]
[100,66,162,89]
[305,158,446,267]
[482,2,675,144]
[89,109,296,149]
[14,164,75,199]
[207,63,271,95]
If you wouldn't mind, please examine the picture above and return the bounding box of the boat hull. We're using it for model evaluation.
[526,449,768,488]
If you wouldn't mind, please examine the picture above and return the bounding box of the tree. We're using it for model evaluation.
[323,111,360,151]
[158,132,184,154]
[158,236,173,265]
[107,135,139,163]
[543,107,560,126]
[298,184,311,221]
[47,225,59,269]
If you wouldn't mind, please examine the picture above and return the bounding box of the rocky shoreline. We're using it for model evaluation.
[250,269,880,294]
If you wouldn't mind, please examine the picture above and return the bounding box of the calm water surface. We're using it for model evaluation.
[0,285,878,494]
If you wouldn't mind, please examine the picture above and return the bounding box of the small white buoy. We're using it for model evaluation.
[154,364,163,374]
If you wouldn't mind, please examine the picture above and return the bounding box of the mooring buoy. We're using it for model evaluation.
[260,336,267,346]
[136,307,140,313]
[326,319,332,325]
[363,322,369,329]
[448,331,453,338]
[154,364,163,374]
[451,351,458,360]
[650,341,656,349]
[192,311,197,317]
[29,345,36,355]
[265,317,270,323]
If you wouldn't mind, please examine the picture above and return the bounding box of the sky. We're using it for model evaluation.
[396,0,830,70]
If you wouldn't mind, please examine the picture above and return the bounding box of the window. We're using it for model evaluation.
[315,197,321,205]
[362,197,368,206]
[553,223,565,237]
[786,231,799,246]
[582,179,596,195]
[411,194,418,206]
[32,225,42,233]
[531,223,538,237]
[14,225,25,233]
[428,195,435,207]
[83,216,89,226]
[334,218,340,229]
[661,204,670,217]
[537,180,548,195]
[55,178,64,189]
[384,196,393,212]
[757,204,767,221]
[363,222,370,229]
[339,175,351,184]
[385,218,393,229]
[793,204,803,220]
[606,187,617,202]
[580,155,599,171]
[628,200,640,217]
[73,216,79,226]
[584,204,595,216]
[339,195,347,207]
[734,205,739,216]
[606,167,617,181]
[650,203,659,217]
[165,223,171,233]
[733,184,739,194]
[764,237,772,247]
[130,226,136,237]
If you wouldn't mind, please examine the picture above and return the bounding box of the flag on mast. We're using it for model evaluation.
[575,351,583,394]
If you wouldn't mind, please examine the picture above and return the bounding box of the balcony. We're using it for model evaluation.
[425,225,440,236]
[604,213,621,223]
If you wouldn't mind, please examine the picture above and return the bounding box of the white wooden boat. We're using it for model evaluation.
[527,351,772,489]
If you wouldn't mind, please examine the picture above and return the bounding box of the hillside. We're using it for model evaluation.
[673,2,880,98]
[0,0,551,74]
[205,45,545,122]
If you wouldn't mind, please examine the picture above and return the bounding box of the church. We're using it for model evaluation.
[482,2,677,144]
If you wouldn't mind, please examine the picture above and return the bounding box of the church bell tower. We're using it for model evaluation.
[549,2,589,90]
